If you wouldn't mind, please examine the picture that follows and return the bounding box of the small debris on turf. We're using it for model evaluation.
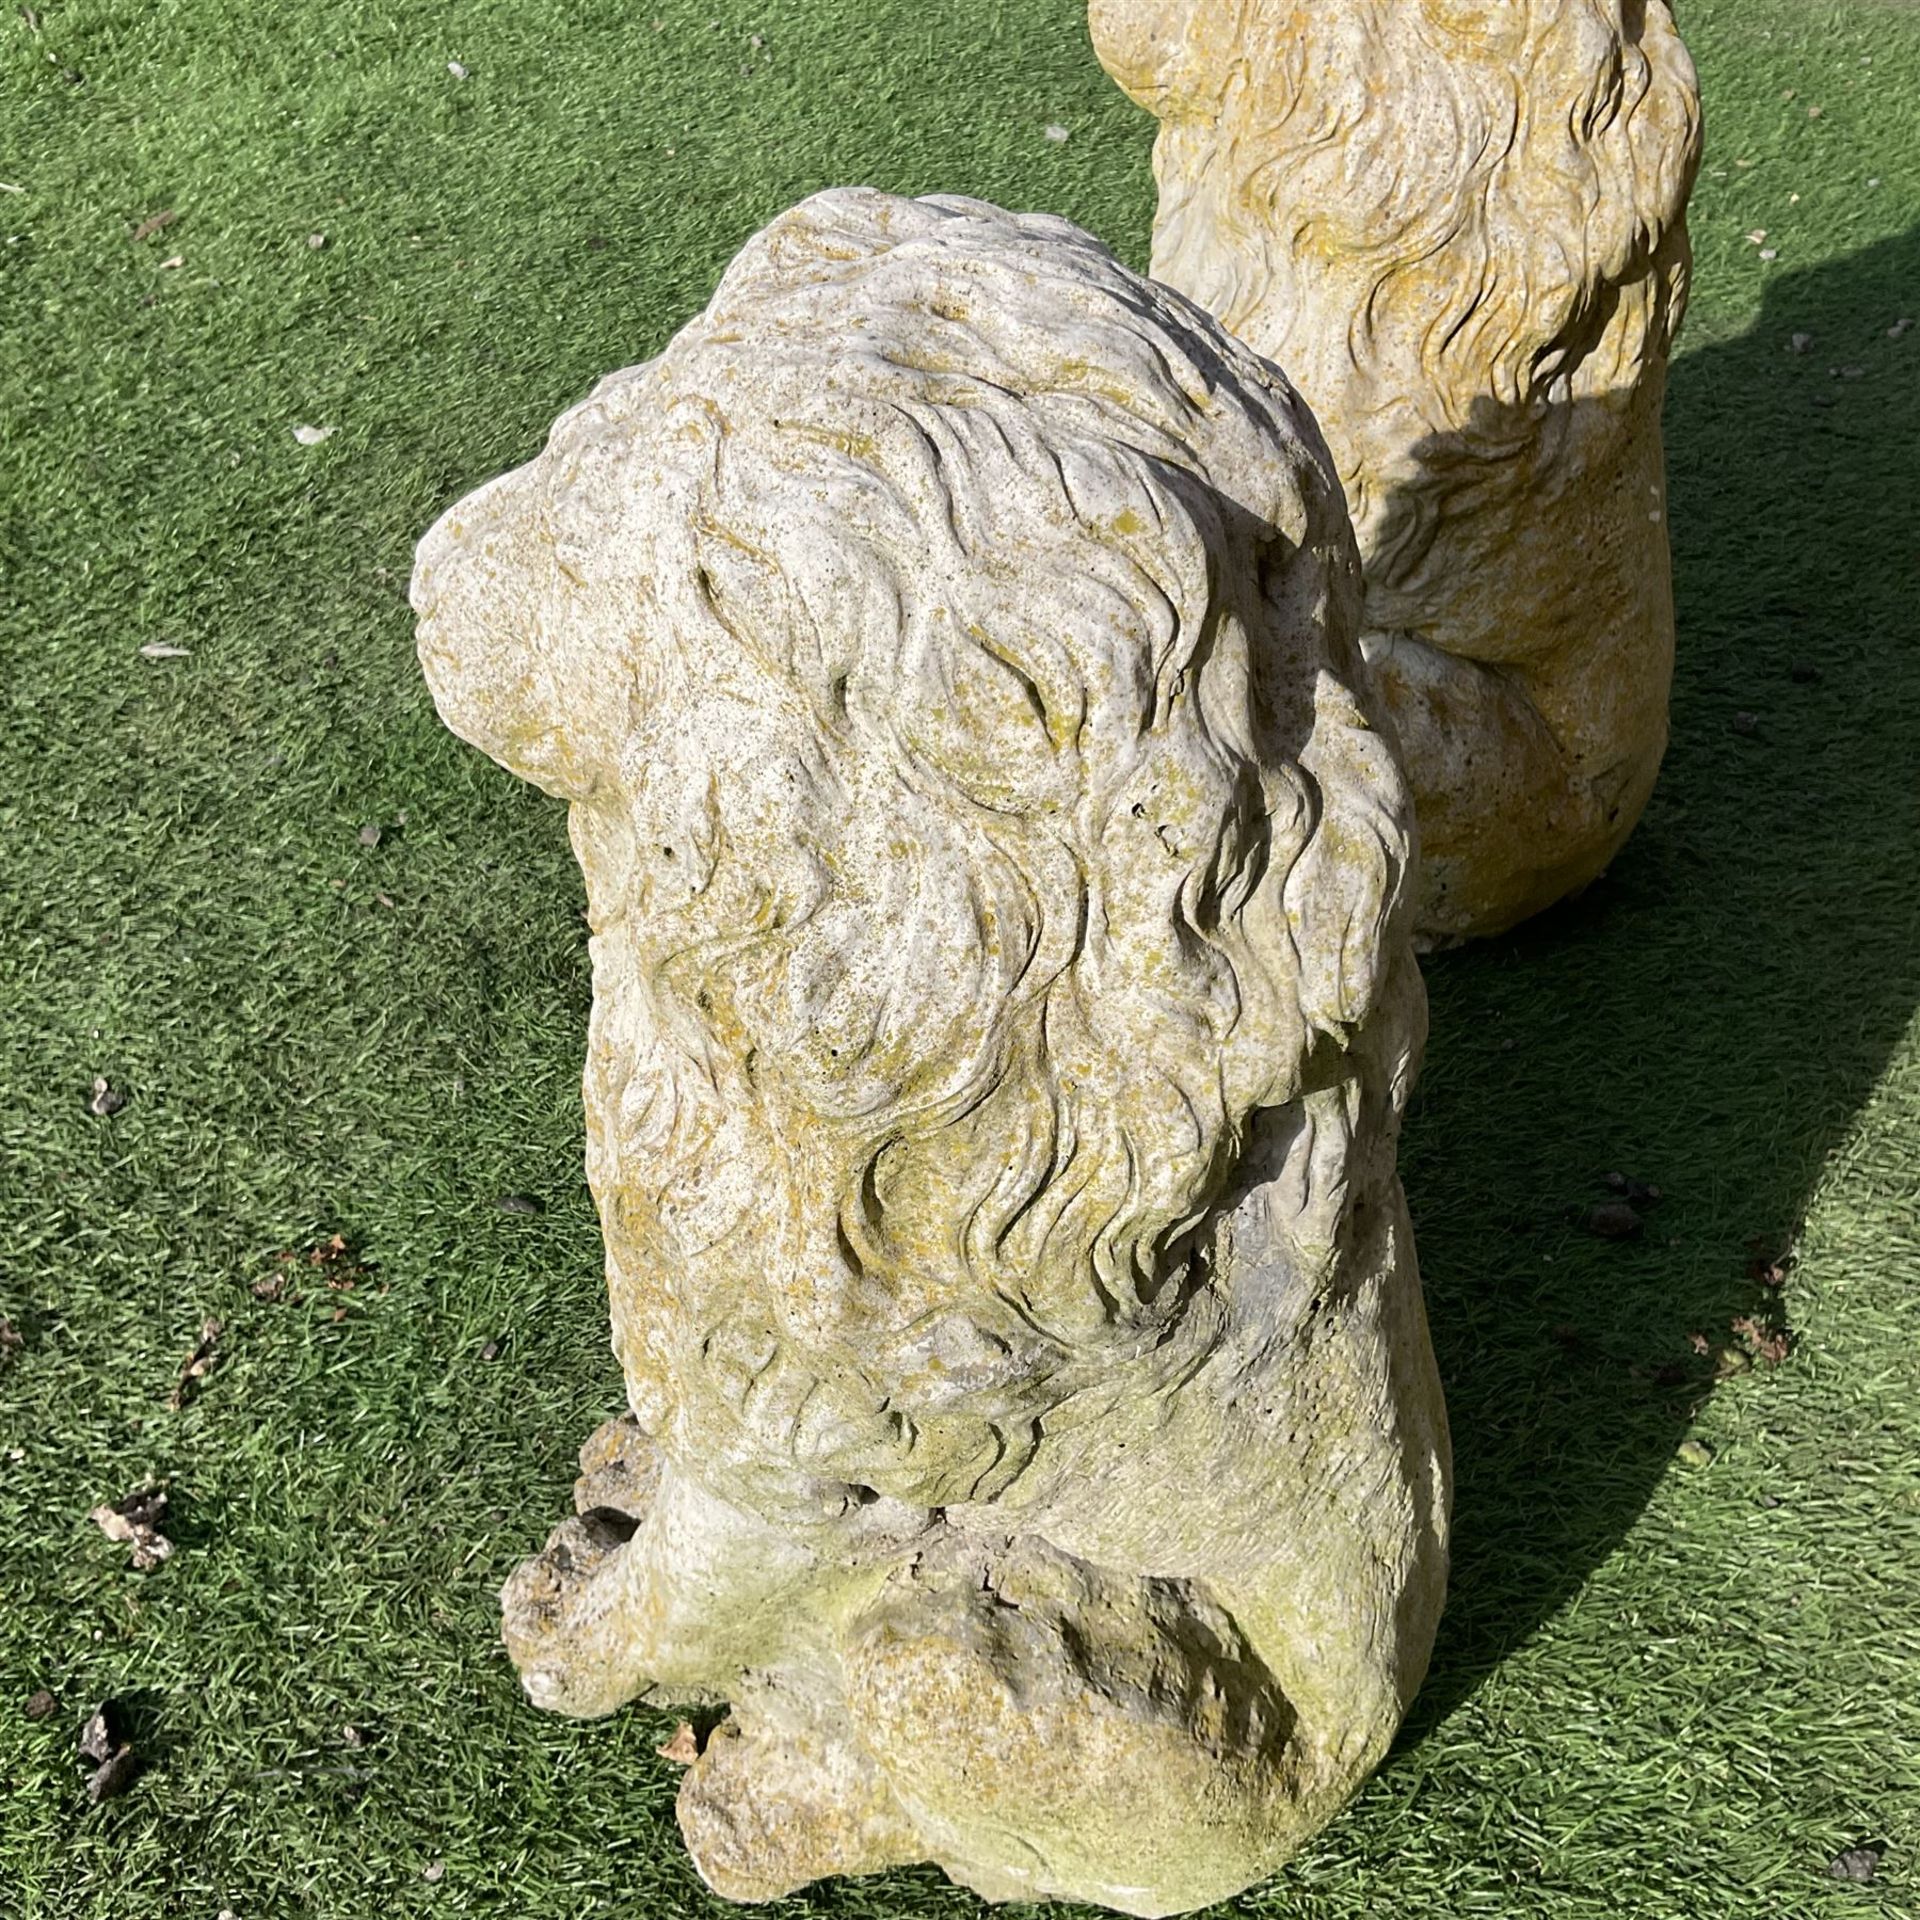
[25,1687,57,1720]
[1829,1846,1882,1883]
[87,1077,126,1117]
[1891,317,1913,340]
[446,59,468,79]
[0,1316,21,1352]
[90,1484,174,1569]
[1789,332,1813,353]
[1746,1236,1794,1288]
[341,1722,371,1748]
[293,424,336,446]
[1675,1438,1715,1468]
[78,1702,139,1803]
[357,823,383,847]
[423,1858,447,1882]
[479,1336,505,1361]
[168,1316,222,1409]
[308,231,327,249]
[658,1721,700,1764]
[1687,1331,1711,1356]
[129,209,175,243]
[1732,711,1760,736]
[1730,1314,1791,1367]
[495,1193,543,1215]
[138,642,189,659]
[20,7,42,30]
[1578,1200,1644,1241]
[157,253,183,269]
[1602,1171,1664,1207]
[1043,123,1070,143]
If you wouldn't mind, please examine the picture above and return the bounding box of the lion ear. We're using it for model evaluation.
[1088,0,1204,116]
[1282,672,1415,1042]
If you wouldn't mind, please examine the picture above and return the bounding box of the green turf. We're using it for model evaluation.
[2,0,1918,1914]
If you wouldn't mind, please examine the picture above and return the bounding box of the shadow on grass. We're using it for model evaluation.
[1398,221,1920,1737]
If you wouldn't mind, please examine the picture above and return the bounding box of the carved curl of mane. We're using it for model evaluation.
[1111,0,1702,539]
[418,191,1417,1515]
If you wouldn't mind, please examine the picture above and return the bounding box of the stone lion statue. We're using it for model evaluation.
[413,187,1448,1916]
[1092,0,1704,941]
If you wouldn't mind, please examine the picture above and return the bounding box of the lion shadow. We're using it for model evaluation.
[1394,220,1920,1740]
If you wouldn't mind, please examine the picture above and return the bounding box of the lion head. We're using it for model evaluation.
[413,189,1418,1520]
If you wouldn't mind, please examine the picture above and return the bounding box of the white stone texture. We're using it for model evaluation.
[1091,0,1704,941]
[413,188,1449,1916]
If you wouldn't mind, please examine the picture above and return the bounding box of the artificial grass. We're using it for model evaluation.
[2,0,1917,1915]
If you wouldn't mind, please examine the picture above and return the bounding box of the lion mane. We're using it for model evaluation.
[415,189,1419,1521]
[1094,0,1705,938]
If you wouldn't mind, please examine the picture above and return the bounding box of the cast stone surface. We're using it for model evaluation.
[412,187,1449,1917]
[1091,0,1704,941]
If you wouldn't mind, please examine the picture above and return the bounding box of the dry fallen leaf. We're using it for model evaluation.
[168,1316,222,1410]
[79,1701,140,1802]
[1675,1437,1715,1468]
[1829,1847,1882,1884]
[25,1687,57,1720]
[1580,1200,1644,1242]
[658,1721,700,1765]
[1730,1314,1791,1367]
[89,1485,173,1569]
[129,209,176,243]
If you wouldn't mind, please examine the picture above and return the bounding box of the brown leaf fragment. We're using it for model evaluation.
[1730,1314,1791,1367]
[78,1704,120,1764]
[657,1721,700,1765]
[89,1485,173,1569]
[25,1688,57,1720]
[86,1742,139,1803]
[169,1315,222,1409]
[1582,1201,1644,1241]
[250,1272,287,1302]
[129,209,176,244]
[1829,1847,1881,1883]
[1687,1331,1711,1356]
[0,1316,21,1351]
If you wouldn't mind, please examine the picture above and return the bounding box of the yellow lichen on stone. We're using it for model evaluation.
[412,188,1448,1916]
[1091,0,1703,941]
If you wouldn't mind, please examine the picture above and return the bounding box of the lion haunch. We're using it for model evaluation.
[1093,0,1704,942]
[412,188,1449,1917]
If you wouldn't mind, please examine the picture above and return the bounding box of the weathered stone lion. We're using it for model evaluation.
[1092,0,1704,941]
[413,188,1448,1916]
